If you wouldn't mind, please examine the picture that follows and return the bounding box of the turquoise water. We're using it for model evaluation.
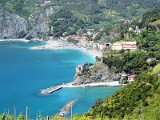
[0,41,121,118]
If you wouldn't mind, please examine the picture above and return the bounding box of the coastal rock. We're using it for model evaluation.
[0,8,28,39]
[76,63,93,74]
[74,76,91,85]
[74,62,120,85]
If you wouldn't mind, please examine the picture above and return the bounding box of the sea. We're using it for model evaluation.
[0,41,121,118]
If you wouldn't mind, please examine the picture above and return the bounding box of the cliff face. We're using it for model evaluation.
[1,0,159,39]
[26,4,61,38]
[73,62,120,85]
[0,8,28,39]
[0,2,60,39]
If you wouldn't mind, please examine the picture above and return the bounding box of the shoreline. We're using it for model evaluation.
[41,81,124,95]
[29,40,102,59]
[62,81,125,88]
[29,39,123,92]
[0,39,30,42]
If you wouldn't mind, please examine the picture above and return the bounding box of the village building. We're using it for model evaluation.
[128,74,136,84]
[97,42,111,50]
[134,26,141,34]
[63,30,111,50]
[128,74,136,81]
[120,72,136,84]
[79,38,88,47]
[129,26,141,34]
[92,43,98,49]
[96,36,111,50]
[83,41,94,48]
[41,0,52,6]
[48,36,54,40]
[76,63,93,74]
[120,19,133,25]
[146,58,156,63]
[112,41,137,50]
[119,72,128,84]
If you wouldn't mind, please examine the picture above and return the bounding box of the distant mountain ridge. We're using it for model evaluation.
[0,0,160,39]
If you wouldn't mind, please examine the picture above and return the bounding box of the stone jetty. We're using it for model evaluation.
[41,85,63,94]
[58,100,76,117]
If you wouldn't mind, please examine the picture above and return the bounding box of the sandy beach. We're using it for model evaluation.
[62,81,124,88]
[41,81,124,95]
[29,40,102,58]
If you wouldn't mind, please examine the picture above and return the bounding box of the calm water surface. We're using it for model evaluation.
[0,41,121,118]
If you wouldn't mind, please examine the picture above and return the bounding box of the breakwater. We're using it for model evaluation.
[58,100,77,117]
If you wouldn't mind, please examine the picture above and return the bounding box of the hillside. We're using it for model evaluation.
[1,0,160,38]
[69,9,160,120]
[1,1,160,120]
[64,65,159,120]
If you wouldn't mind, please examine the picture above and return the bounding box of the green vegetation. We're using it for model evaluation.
[49,0,160,36]
[0,0,41,17]
[86,70,159,118]
[1,0,160,36]
[67,9,160,120]
[1,1,160,120]
[103,50,148,73]
[142,9,160,27]
[102,9,160,74]
[0,113,25,120]
[77,9,160,120]
[153,64,160,74]
[50,8,87,37]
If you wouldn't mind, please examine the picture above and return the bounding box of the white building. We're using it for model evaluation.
[112,41,137,50]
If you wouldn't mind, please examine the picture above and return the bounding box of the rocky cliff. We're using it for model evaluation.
[0,1,60,39]
[73,62,120,85]
[26,3,61,39]
[0,8,28,39]
[1,0,160,39]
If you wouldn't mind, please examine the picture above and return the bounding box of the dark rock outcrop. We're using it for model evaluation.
[73,62,120,85]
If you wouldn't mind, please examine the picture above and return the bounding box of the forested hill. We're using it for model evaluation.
[70,9,160,120]
[72,67,160,120]
[1,0,160,18]
[0,0,160,38]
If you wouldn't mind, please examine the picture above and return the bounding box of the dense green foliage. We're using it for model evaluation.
[1,1,160,120]
[103,50,148,73]
[1,0,160,36]
[142,9,160,27]
[85,68,160,119]
[49,0,160,36]
[0,0,40,17]
[102,9,160,74]
[50,8,87,36]
[78,10,160,120]
[51,8,160,120]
